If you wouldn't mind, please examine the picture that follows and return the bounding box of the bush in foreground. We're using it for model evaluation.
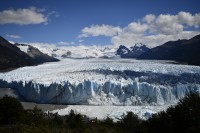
[148,92,200,133]
[0,95,24,124]
[0,92,200,133]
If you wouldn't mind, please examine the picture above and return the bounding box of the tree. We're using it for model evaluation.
[65,110,86,133]
[148,92,200,133]
[32,105,44,124]
[0,95,24,124]
[120,112,143,133]
[171,92,200,133]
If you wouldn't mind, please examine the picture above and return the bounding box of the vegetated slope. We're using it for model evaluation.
[138,34,200,66]
[0,36,59,71]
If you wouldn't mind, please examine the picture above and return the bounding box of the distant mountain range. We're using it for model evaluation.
[138,34,200,66]
[34,45,118,59]
[116,43,150,58]
[0,36,59,71]
[1,33,200,71]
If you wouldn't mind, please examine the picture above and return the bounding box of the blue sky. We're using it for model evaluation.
[0,0,200,47]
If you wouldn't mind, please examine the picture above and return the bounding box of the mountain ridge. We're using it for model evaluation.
[0,36,59,71]
[138,34,200,66]
[15,43,59,64]
[116,43,150,58]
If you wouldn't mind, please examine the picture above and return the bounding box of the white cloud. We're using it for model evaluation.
[143,14,156,24]
[148,12,200,35]
[24,42,56,50]
[58,41,76,46]
[178,12,200,28]
[154,14,183,35]
[111,11,200,47]
[79,24,121,38]
[194,13,200,27]
[6,34,21,39]
[47,11,60,18]
[126,22,148,33]
[58,41,70,45]
[178,12,194,26]
[76,11,200,48]
[112,31,200,48]
[0,7,47,25]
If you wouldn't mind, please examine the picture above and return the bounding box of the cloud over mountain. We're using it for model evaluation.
[6,34,21,39]
[79,24,121,38]
[79,11,200,47]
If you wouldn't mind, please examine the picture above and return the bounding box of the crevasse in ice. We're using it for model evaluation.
[0,58,200,105]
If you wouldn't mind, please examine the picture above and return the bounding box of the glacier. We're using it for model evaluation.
[0,58,200,105]
[51,105,169,121]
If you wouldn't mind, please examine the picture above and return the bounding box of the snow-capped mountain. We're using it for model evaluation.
[15,43,59,63]
[0,36,33,71]
[29,42,150,59]
[116,44,150,58]
[116,45,131,57]
[130,43,150,57]
[0,36,58,71]
[33,45,118,59]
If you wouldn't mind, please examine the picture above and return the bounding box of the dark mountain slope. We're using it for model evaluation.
[138,34,200,66]
[0,36,59,71]
[15,43,59,64]
[116,45,132,58]
[130,43,150,57]
[116,44,150,58]
[0,36,35,71]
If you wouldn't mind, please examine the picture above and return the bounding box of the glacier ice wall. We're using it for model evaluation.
[0,79,199,105]
[0,59,200,105]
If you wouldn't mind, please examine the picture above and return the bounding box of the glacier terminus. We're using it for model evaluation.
[0,58,200,106]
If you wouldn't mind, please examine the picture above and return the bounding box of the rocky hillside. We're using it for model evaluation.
[16,43,59,64]
[0,36,59,71]
[138,34,200,66]
[116,44,150,58]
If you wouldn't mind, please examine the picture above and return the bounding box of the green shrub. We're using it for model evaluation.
[0,95,24,124]
[120,112,143,133]
[65,110,86,133]
[148,92,200,133]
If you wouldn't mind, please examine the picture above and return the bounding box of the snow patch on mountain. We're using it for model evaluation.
[116,44,150,58]
[31,44,118,59]
[17,45,29,53]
